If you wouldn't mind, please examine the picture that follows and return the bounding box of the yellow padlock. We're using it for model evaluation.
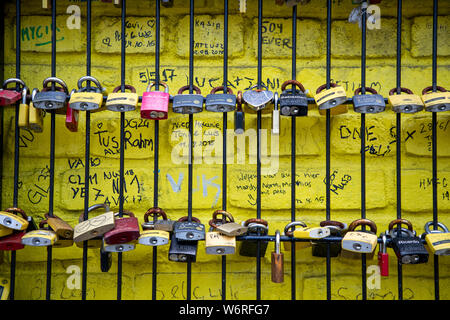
[0,225,13,237]
[341,219,378,259]
[388,87,424,113]
[315,83,348,116]
[18,87,29,128]
[29,88,44,133]
[0,278,10,300]
[0,207,29,231]
[283,221,313,251]
[21,229,57,247]
[424,221,450,255]
[106,84,139,112]
[69,76,104,112]
[422,86,450,112]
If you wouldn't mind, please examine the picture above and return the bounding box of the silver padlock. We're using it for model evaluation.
[242,84,274,112]
[352,87,385,114]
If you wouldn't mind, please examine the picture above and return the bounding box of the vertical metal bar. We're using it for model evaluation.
[395,0,403,301]
[290,4,297,302]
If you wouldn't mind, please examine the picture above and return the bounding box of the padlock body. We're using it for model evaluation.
[29,103,44,133]
[378,252,389,276]
[0,225,13,237]
[352,94,386,114]
[75,237,103,249]
[425,233,450,255]
[65,106,79,132]
[53,238,74,248]
[341,231,378,254]
[238,230,268,257]
[234,110,245,134]
[21,230,57,246]
[0,211,29,231]
[104,216,140,245]
[103,241,135,253]
[73,211,115,243]
[388,94,424,113]
[106,92,138,112]
[0,89,22,106]
[215,222,248,237]
[271,252,284,283]
[138,229,169,246]
[205,231,236,255]
[205,93,236,112]
[47,216,74,239]
[173,221,205,241]
[154,219,175,232]
[33,91,67,110]
[315,87,347,110]
[0,232,25,251]
[311,227,343,257]
[242,89,274,112]
[100,248,112,272]
[318,103,348,116]
[172,94,204,114]
[392,236,429,264]
[0,277,9,300]
[69,92,103,111]
[293,227,331,239]
[141,91,169,120]
[168,235,197,262]
[422,91,450,112]
[279,90,308,116]
[18,104,29,128]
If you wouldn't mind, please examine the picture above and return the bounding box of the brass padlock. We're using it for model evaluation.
[39,219,73,248]
[106,84,138,112]
[289,221,331,240]
[209,210,248,237]
[139,224,170,246]
[0,207,29,231]
[45,213,74,239]
[69,76,104,112]
[388,87,424,113]
[205,225,236,255]
[315,83,348,116]
[341,219,378,259]
[73,203,115,244]
[283,221,311,251]
[18,86,30,129]
[29,88,44,133]
[144,207,175,232]
[271,230,284,283]
[421,86,450,112]
[423,221,450,255]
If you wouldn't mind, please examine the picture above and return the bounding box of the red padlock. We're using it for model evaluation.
[0,78,26,106]
[65,104,79,132]
[141,81,169,120]
[378,233,389,277]
[103,211,140,245]
[0,232,26,251]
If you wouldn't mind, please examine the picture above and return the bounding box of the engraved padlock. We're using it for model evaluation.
[205,222,236,255]
[66,89,79,132]
[205,86,236,112]
[69,76,104,111]
[242,84,274,112]
[283,221,311,251]
[0,207,29,231]
[388,218,428,264]
[421,86,450,112]
[32,77,69,112]
[21,219,57,247]
[279,80,308,117]
[18,86,30,128]
[172,85,204,114]
[0,78,26,106]
[341,218,378,259]
[352,87,385,114]
[141,81,170,120]
[234,90,245,134]
[173,216,205,241]
[29,88,44,133]
[238,218,269,257]
[210,210,248,237]
[168,233,198,262]
[423,221,450,255]
[73,203,115,245]
[388,87,424,113]
[315,83,348,116]
[103,211,140,245]
[106,84,138,112]
[311,220,347,257]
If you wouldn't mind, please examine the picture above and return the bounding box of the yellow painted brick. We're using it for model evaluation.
[411,16,450,57]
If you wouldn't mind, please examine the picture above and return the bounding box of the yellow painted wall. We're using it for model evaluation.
[0,0,450,300]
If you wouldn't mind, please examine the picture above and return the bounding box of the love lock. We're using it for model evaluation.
[315,83,348,116]
[0,78,26,106]
[205,86,236,112]
[388,87,424,114]
[242,84,274,112]
[141,81,170,120]
[172,85,204,114]
[421,86,450,112]
[32,77,69,113]
[69,76,104,112]
[106,84,139,112]
[352,87,385,114]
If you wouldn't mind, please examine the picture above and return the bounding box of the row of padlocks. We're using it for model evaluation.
[1,77,449,135]
[0,206,449,283]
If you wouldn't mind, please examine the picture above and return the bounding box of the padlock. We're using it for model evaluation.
[69,76,104,111]
[271,230,284,283]
[341,219,378,259]
[32,77,69,112]
[0,232,25,251]
[103,238,136,253]
[311,220,347,257]
[210,210,248,237]
[0,207,29,231]
[103,211,140,245]
[279,80,308,117]
[173,216,205,241]
[18,87,30,128]
[388,87,424,114]
[315,83,348,116]
[205,223,236,255]
[173,85,204,114]
[0,225,13,238]
[139,223,170,246]
[242,84,274,112]
[238,219,269,257]
[283,221,311,251]
[141,82,170,120]
[0,278,10,300]
[73,203,115,244]
[168,234,198,262]
[234,90,245,134]
[205,86,236,112]
[352,87,386,114]
[144,207,175,232]
[272,92,280,135]
[106,84,138,112]
[29,88,44,133]
[161,0,174,7]
[45,213,74,239]
[0,78,25,106]
[388,219,428,264]
[21,219,57,247]
[100,246,112,272]
[289,222,331,239]
[65,105,79,132]
[39,217,73,248]
[378,232,389,276]
[421,86,450,112]
[423,221,450,255]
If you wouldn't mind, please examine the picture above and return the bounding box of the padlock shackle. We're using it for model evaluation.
[422,85,447,95]
[316,83,337,94]
[424,221,449,234]
[212,210,235,223]
[284,221,307,236]
[80,203,111,222]
[114,210,134,218]
[273,92,279,110]
[22,86,30,104]
[243,218,268,227]
[354,87,378,95]
[388,227,415,239]
[146,81,169,93]
[2,78,26,90]
[247,222,268,233]
[113,84,136,93]
[177,216,201,223]
[210,86,233,95]
[43,77,69,94]
[38,219,49,229]
[281,80,306,93]
[31,88,39,100]
[249,83,269,92]
[144,207,167,222]
[319,220,346,230]
[275,230,281,254]
[388,87,413,96]
[348,218,377,234]
[388,218,413,232]
[236,90,243,112]
[77,76,102,92]
[177,85,201,95]
[4,207,28,220]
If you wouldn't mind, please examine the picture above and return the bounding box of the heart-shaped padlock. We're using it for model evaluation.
[242,84,274,112]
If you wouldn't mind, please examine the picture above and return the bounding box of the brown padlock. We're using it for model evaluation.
[39,219,73,248]
[209,210,248,237]
[271,230,284,283]
[45,213,74,239]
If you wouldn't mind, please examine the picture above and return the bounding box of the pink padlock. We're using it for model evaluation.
[66,90,79,132]
[0,78,26,106]
[141,81,169,120]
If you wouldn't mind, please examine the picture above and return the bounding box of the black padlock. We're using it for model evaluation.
[100,246,112,273]
[388,219,429,265]
[234,90,245,134]
[279,79,308,117]
[311,220,347,258]
[173,216,205,241]
[205,86,236,112]
[32,77,69,112]
[168,234,197,263]
[238,219,269,257]
[172,85,204,114]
